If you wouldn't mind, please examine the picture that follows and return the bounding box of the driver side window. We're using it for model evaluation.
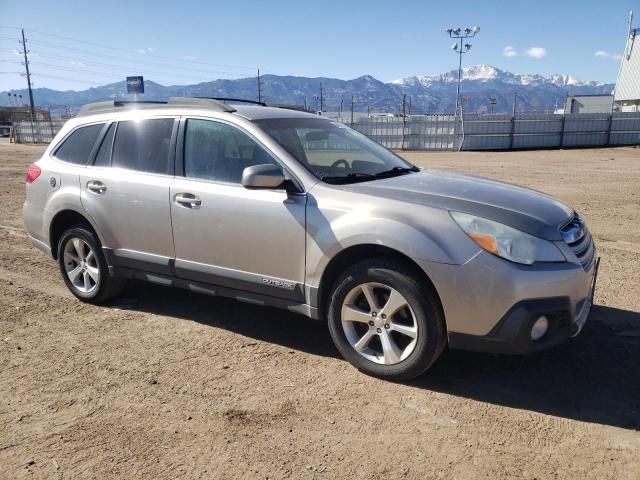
[184,119,277,184]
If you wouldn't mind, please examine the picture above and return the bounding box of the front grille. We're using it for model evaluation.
[560,213,596,271]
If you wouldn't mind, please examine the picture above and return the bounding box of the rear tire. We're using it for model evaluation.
[57,226,125,304]
[327,258,446,381]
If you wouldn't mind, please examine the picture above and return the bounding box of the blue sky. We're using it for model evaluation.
[0,0,636,91]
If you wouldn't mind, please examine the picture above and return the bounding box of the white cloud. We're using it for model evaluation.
[595,50,623,61]
[503,46,518,57]
[69,60,85,66]
[524,47,547,59]
[135,47,154,54]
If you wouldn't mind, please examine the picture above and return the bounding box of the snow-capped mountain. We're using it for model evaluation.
[2,65,614,114]
[388,64,612,113]
[391,64,605,88]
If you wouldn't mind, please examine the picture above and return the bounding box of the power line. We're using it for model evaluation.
[27,60,210,83]
[1,26,278,92]
[31,73,118,86]
[23,27,257,71]
[23,51,208,79]
[28,62,122,79]
[27,39,249,78]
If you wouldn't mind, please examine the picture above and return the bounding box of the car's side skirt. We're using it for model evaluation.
[107,264,320,320]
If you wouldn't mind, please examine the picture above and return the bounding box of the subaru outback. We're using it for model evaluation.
[23,97,598,380]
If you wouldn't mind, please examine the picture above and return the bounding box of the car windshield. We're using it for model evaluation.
[253,117,418,184]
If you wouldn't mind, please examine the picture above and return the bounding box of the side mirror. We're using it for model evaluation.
[241,164,286,190]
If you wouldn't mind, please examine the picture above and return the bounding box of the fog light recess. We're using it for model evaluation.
[531,315,549,341]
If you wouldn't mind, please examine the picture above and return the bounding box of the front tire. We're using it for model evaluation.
[327,258,446,381]
[57,226,125,304]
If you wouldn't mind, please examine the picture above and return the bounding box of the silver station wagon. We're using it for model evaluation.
[23,97,598,380]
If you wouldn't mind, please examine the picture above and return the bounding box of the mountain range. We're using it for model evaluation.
[1,65,614,114]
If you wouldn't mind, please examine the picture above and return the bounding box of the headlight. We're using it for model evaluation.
[450,212,565,265]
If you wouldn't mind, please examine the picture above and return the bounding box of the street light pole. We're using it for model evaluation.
[446,26,480,117]
[454,37,463,117]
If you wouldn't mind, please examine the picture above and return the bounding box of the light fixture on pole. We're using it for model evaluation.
[446,25,480,117]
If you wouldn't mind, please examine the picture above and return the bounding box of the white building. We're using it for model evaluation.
[614,13,640,112]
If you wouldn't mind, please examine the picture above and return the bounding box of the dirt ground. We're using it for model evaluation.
[1,141,639,479]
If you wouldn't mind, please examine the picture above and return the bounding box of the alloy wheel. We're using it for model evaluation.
[341,282,419,365]
[63,237,100,294]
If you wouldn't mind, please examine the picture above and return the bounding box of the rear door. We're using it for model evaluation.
[79,117,178,274]
[169,117,307,301]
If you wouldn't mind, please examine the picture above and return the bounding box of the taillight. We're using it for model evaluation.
[26,164,41,183]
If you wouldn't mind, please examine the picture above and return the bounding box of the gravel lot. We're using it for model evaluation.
[1,141,639,479]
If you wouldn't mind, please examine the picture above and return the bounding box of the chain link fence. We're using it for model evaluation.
[12,119,65,144]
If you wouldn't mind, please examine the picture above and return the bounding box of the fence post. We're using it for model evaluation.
[9,110,14,144]
[606,112,613,146]
[48,108,55,142]
[509,113,516,149]
[401,97,406,150]
[29,115,36,144]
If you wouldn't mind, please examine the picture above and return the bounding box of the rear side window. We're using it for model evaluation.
[112,118,175,174]
[93,123,115,167]
[54,124,104,164]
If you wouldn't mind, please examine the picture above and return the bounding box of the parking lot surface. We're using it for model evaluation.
[1,142,639,479]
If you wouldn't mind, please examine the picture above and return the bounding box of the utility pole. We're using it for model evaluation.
[20,29,36,120]
[319,82,324,113]
[512,92,518,115]
[257,68,263,103]
[408,96,412,115]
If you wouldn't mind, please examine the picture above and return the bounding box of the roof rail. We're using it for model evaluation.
[168,97,236,112]
[199,96,267,106]
[77,97,235,117]
[270,104,310,112]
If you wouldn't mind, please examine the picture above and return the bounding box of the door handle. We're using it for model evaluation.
[175,193,202,209]
[87,180,107,194]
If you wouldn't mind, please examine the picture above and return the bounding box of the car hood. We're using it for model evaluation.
[345,170,574,240]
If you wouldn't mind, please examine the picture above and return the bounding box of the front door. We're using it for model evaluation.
[170,118,306,301]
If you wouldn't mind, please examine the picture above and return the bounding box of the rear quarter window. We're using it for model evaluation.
[53,123,105,164]
[111,118,175,174]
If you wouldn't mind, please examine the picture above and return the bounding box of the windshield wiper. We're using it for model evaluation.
[374,166,420,178]
[320,172,377,184]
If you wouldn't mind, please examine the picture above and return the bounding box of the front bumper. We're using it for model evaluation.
[418,249,599,355]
